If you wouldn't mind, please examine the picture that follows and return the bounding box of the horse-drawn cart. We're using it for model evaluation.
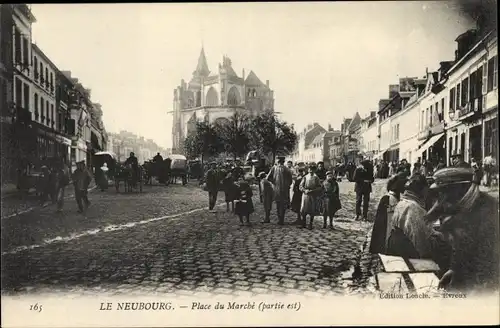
[170,154,187,185]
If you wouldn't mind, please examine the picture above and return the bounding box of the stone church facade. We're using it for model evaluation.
[171,48,275,153]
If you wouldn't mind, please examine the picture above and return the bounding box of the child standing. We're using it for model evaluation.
[322,171,342,229]
[234,177,255,226]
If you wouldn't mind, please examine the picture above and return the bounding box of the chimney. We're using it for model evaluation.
[62,70,72,78]
[266,80,269,87]
[328,124,332,131]
[242,68,245,79]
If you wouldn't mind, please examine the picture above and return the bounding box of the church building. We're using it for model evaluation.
[170,47,275,153]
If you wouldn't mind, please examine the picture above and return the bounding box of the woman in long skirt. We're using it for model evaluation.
[223,171,237,212]
[299,165,323,229]
[291,168,305,224]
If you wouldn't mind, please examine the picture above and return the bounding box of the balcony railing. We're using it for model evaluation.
[458,97,481,118]
[418,121,445,140]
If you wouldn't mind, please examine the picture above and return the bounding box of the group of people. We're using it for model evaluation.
[202,157,343,229]
[368,165,499,292]
[34,159,93,214]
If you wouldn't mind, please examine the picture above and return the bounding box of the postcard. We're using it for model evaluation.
[1,1,499,327]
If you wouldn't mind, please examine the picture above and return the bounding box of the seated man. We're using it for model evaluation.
[124,152,139,182]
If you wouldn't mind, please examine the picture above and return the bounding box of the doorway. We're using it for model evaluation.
[460,133,466,157]
[469,125,483,162]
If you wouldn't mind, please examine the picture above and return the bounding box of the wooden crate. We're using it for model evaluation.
[376,254,441,294]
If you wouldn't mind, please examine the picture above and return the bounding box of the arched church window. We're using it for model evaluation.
[227,86,241,106]
[252,89,257,97]
[206,87,219,107]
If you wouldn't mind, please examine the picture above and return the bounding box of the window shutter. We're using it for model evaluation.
[494,55,498,89]
[482,62,488,94]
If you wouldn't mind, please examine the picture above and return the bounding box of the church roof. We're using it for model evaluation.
[245,70,266,87]
[194,47,210,77]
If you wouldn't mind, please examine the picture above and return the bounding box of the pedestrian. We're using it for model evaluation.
[72,160,92,214]
[300,164,323,229]
[99,162,109,191]
[352,159,374,221]
[266,156,293,225]
[425,167,499,292]
[369,172,407,254]
[204,162,219,213]
[322,171,341,229]
[316,161,327,181]
[55,159,70,213]
[234,176,254,226]
[39,165,51,207]
[222,170,237,213]
[482,152,496,186]
[259,172,274,223]
[290,168,305,225]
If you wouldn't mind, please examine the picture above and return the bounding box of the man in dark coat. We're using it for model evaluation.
[425,167,499,292]
[266,156,293,225]
[205,162,219,212]
[352,159,374,221]
[316,161,327,181]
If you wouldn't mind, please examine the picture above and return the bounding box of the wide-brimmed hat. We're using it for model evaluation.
[429,167,474,189]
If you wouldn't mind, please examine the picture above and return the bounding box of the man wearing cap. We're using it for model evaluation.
[425,167,499,292]
[266,156,293,225]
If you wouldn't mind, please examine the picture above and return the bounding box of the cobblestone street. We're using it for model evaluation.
[1,180,386,296]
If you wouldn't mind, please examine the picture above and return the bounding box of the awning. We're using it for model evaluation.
[418,132,444,155]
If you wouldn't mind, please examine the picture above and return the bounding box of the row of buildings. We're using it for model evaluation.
[170,48,275,154]
[291,27,498,168]
[107,130,171,163]
[1,4,108,181]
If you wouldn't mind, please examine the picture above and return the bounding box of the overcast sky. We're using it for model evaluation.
[30,2,474,149]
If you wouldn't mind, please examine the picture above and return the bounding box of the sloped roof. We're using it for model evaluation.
[245,70,266,87]
[194,47,210,77]
[310,132,326,146]
[347,112,361,132]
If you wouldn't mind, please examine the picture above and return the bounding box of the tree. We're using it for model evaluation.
[250,111,298,164]
[214,112,252,161]
[183,121,220,165]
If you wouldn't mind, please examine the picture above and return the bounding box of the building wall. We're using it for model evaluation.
[379,117,391,152]
[362,122,378,157]
[390,101,421,165]
[31,45,56,129]
[444,33,498,165]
